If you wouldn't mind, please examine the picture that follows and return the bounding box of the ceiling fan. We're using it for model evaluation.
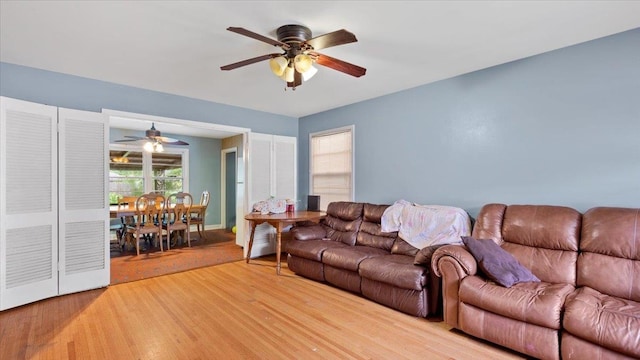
[115,123,188,152]
[220,24,366,89]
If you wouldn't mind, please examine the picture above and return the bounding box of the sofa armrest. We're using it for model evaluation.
[431,245,477,277]
[431,245,478,328]
[291,224,327,241]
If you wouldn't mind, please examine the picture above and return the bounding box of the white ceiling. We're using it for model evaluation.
[1,1,640,119]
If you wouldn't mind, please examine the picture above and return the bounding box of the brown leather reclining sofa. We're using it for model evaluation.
[432,203,640,359]
[286,201,442,317]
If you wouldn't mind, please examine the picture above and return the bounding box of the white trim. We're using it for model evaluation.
[190,224,223,232]
[221,147,237,230]
[102,108,250,137]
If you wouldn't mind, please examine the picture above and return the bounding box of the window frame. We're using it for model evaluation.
[308,125,355,211]
[109,143,189,202]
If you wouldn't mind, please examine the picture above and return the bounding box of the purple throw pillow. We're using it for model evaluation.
[462,236,540,288]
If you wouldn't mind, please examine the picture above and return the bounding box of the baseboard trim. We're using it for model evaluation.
[189,224,224,232]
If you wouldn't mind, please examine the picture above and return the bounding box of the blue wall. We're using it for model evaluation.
[298,28,640,217]
[0,62,298,136]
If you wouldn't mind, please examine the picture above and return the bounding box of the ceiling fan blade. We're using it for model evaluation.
[288,71,302,88]
[311,52,366,78]
[115,135,145,142]
[163,140,190,146]
[221,53,281,71]
[227,27,290,50]
[305,29,357,51]
[156,136,189,145]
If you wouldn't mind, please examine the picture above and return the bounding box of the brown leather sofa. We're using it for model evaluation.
[286,201,442,317]
[432,204,640,360]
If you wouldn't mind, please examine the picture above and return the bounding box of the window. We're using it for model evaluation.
[151,152,184,197]
[109,144,188,204]
[309,126,354,211]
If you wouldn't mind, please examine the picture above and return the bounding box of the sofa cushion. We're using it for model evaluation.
[326,201,364,221]
[563,286,640,358]
[413,244,444,266]
[291,224,327,241]
[323,246,389,272]
[462,236,540,287]
[323,202,364,246]
[390,237,419,256]
[459,275,574,329]
[359,255,428,291]
[579,207,640,302]
[286,239,348,262]
[356,203,397,250]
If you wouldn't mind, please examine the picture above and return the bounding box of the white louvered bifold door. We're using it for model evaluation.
[245,133,275,258]
[58,108,109,294]
[244,133,296,259]
[0,97,59,311]
[273,135,296,201]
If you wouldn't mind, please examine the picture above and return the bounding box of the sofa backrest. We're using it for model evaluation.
[579,207,640,302]
[356,203,397,251]
[472,203,581,285]
[323,202,364,246]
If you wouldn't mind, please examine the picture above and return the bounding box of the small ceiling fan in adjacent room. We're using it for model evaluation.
[115,123,188,152]
[220,24,366,90]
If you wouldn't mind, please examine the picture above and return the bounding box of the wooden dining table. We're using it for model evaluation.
[244,210,326,275]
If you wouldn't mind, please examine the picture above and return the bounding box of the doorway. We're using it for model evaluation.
[104,109,249,282]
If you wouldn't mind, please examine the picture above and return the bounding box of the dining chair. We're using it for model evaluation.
[109,218,124,246]
[163,192,193,249]
[123,193,166,255]
[190,190,210,240]
[116,195,140,248]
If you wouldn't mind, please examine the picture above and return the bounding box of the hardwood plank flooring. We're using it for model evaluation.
[0,258,526,359]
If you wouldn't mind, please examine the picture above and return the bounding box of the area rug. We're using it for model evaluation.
[110,230,244,285]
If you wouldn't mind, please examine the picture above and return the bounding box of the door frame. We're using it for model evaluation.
[220,147,237,232]
[102,109,250,232]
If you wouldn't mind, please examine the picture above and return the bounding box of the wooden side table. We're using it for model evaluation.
[244,211,326,275]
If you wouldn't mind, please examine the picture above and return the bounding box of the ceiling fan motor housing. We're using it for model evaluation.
[277,25,312,57]
[276,25,311,44]
[145,123,161,138]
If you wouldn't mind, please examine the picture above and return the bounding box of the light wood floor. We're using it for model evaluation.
[0,257,525,359]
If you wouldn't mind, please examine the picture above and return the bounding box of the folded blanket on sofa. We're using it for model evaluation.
[381,200,471,249]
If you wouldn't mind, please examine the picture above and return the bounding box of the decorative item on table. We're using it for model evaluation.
[268,198,287,213]
[286,199,295,213]
[252,197,287,214]
[253,200,269,214]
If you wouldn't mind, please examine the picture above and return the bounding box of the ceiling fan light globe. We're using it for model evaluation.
[302,65,318,81]
[269,56,288,77]
[280,66,295,82]
[155,143,164,153]
[294,54,313,73]
[144,141,154,152]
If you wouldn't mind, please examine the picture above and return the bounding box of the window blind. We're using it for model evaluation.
[310,128,353,210]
